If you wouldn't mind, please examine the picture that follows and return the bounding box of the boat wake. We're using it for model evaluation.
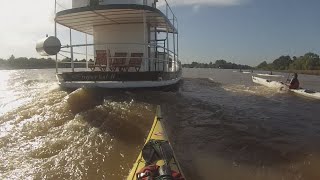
[158,77,320,179]
[1,70,320,179]
[218,82,284,97]
[207,77,285,98]
[0,87,155,179]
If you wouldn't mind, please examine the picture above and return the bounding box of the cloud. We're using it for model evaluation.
[159,0,248,7]
[0,0,54,58]
[0,0,249,58]
[192,5,201,13]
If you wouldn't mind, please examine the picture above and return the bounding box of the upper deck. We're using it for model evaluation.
[72,0,155,9]
[55,0,178,35]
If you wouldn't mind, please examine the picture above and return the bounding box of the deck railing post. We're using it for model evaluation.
[173,18,176,72]
[148,24,152,72]
[85,34,88,70]
[166,2,168,17]
[163,41,166,71]
[105,44,109,71]
[70,29,74,72]
[54,0,58,73]
[176,18,179,67]
[143,0,148,72]
[165,1,170,72]
[154,26,158,71]
[166,24,170,70]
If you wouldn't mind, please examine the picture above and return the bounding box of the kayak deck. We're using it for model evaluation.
[127,106,183,179]
[290,89,320,100]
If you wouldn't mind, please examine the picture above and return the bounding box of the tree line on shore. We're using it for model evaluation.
[257,52,320,71]
[0,56,254,70]
[0,55,92,69]
[182,60,253,69]
[1,52,319,71]
[182,52,320,71]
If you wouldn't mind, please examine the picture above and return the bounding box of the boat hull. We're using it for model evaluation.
[57,71,182,89]
[57,77,182,89]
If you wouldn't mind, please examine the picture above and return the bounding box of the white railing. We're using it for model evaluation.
[56,42,180,73]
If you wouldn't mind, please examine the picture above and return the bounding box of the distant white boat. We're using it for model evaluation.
[257,73,283,77]
[242,71,252,74]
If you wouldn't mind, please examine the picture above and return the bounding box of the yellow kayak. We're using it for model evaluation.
[127,106,185,180]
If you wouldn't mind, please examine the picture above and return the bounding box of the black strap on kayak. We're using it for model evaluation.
[142,140,173,165]
[305,89,316,94]
[138,140,175,180]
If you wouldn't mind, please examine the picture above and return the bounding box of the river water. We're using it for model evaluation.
[0,68,319,180]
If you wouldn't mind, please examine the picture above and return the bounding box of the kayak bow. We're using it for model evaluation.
[290,89,320,100]
[127,106,185,180]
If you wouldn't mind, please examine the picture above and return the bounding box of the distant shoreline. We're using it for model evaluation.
[1,67,319,76]
[183,67,320,76]
[0,67,56,70]
[0,67,76,70]
[277,70,320,76]
[256,69,320,76]
[0,56,89,70]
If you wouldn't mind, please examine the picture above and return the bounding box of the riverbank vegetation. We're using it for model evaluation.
[256,52,320,76]
[257,52,320,71]
[0,55,90,69]
[182,60,253,69]
[1,52,320,76]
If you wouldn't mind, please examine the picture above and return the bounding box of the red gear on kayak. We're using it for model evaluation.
[136,165,185,180]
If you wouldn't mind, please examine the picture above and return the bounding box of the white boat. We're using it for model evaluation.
[257,73,283,77]
[252,76,320,100]
[36,0,181,89]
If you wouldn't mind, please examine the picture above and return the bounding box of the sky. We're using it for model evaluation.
[0,0,320,66]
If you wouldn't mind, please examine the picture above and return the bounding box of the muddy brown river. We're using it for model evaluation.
[0,68,319,180]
